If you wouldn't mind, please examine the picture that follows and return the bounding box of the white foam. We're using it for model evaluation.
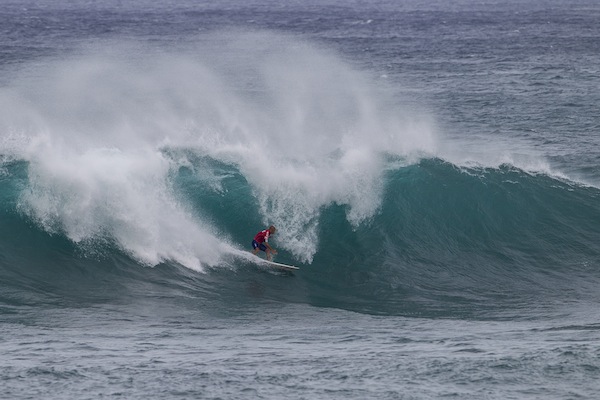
[437,133,580,184]
[0,32,438,267]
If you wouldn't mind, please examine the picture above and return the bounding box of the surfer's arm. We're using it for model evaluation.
[264,242,277,253]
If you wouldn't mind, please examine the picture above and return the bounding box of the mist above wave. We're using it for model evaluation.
[0,31,436,267]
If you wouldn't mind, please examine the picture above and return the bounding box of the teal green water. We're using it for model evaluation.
[2,157,599,317]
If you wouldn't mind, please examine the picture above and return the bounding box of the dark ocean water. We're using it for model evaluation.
[2,0,600,399]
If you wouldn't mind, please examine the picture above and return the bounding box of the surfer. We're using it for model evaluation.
[251,225,278,261]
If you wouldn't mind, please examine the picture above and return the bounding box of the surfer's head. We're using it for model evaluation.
[269,225,276,234]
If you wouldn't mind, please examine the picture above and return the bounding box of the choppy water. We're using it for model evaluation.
[2,0,600,398]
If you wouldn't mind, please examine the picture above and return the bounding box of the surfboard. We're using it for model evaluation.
[259,259,299,271]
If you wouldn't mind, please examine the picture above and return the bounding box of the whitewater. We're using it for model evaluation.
[1,0,600,399]
[1,32,438,269]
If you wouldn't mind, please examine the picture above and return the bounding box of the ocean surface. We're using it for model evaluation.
[1,0,600,398]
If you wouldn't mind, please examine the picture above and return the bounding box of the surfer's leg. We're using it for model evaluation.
[251,240,260,255]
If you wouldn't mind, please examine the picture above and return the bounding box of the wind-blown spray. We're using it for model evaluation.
[0,32,437,268]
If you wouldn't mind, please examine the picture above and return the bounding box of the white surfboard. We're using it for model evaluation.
[258,258,299,271]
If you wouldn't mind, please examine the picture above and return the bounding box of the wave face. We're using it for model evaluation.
[1,33,599,317]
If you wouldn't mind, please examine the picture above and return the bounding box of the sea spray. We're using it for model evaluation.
[0,32,437,268]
